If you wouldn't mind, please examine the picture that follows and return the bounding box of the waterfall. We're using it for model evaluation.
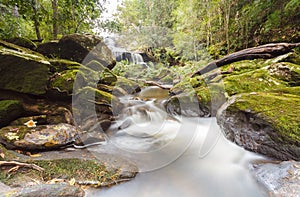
[104,36,145,65]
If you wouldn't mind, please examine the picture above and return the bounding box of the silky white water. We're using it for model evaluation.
[85,87,268,197]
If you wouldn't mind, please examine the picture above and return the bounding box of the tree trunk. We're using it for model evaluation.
[32,5,41,40]
[52,0,58,39]
[192,42,300,77]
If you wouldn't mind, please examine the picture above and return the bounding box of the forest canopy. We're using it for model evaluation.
[0,0,299,58]
[114,0,300,59]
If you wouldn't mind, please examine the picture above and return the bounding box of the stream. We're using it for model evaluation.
[85,86,268,197]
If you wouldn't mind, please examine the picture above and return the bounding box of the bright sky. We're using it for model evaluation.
[101,0,122,20]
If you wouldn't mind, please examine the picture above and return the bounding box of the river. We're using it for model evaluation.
[84,86,268,197]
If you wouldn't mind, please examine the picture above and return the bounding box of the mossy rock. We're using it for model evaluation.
[169,59,299,117]
[0,42,50,95]
[0,158,136,189]
[48,70,79,96]
[59,34,116,69]
[267,62,300,86]
[0,100,24,128]
[0,123,79,150]
[223,67,287,95]
[36,40,60,58]
[4,37,37,51]
[0,144,18,161]
[49,59,81,73]
[217,92,300,160]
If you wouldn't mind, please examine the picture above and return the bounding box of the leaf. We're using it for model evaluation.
[0,153,5,159]
[30,154,42,158]
[69,178,76,186]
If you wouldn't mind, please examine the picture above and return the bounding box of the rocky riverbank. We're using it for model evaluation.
[0,34,139,196]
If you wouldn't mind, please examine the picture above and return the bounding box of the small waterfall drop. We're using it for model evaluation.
[104,36,145,65]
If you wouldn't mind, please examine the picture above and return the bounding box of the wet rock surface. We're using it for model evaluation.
[217,92,300,161]
[0,123,80,150]
[250,160,300,197]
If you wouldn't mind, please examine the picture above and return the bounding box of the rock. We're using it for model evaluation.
[36,41,60,58]
[267,62,300,86]
[165,94,210,117]
[250,160,300,197]
[48,69,79,98]
[0,40,50,95]
[170,58,300,117]
[0,158,137,189]
[4,37,37,51]
[0,123,79,150]
[48,59,81,73]
[3,184,85,197]
[0,100,24,127]
[0,182,11,193]
[217,92,300,161]
[167,78,226,116]
[0,144,18,161]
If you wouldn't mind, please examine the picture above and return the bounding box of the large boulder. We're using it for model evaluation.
[168,56,300,117]
[0,123,79,150]
[0,100,24,127]
[37,34,116,69]
[250,160,300,197]
[0,40,50,95]
[4,37,37,51]
[217,92,300,161]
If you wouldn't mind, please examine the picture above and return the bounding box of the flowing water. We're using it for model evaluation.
[85,87,268,197]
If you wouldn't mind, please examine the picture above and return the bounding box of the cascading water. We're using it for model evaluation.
[85,86,269,197]
[104,36,145,65]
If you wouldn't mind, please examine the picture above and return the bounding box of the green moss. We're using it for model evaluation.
[230,92,300,144]
[33,159,120,183]
[0,126,37,143]
[49,59,81,73]
[271,86,300,96]
[221,59,269,75]
[77,86,116,104]
[0,46,50,95]
[0,144,18,161]
[224,68,287,95]
[0,100,24,127]
[0,158,122,187]
[50,70,78,94]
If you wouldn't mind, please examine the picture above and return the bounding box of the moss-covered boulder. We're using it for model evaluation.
[0,100,24,127]
[0,157,137,191]
[36,40,60,58]
[48,59,81,73]
[0,144,18,161]
[168,58,300,117]
[217,92,300,160]
[0,123,79,150]
[4,37,37,51]
[0,40,50,95]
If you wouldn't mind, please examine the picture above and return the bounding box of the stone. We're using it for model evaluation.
[0,123,79,150]
[0,40,50,95]
[217,92,300,161]
[61,34,116,68]
[0,100,24,127]
[4,37,37,51]
[3,184,85,197]
[250,160,300,197]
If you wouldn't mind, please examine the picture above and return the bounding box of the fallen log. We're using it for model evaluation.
[192,42,300,77]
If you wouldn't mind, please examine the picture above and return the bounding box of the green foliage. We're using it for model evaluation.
[0,0,104,40]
